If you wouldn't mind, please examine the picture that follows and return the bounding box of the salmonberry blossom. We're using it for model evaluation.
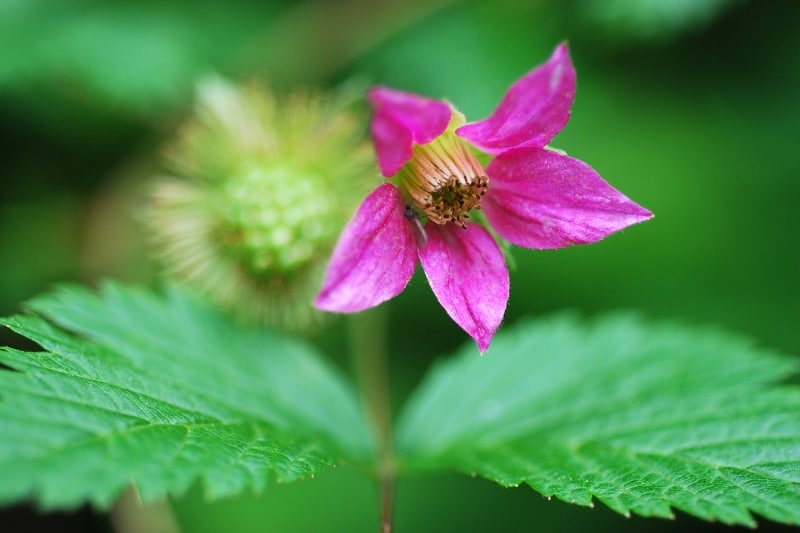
[314,43,652,352]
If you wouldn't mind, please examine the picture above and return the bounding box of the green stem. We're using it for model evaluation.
[348,307,394,533]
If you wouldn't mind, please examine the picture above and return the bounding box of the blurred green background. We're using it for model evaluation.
[2,0,798,531]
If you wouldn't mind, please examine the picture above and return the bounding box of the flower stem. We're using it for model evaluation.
[110,486,181,533]
[348,307,394,533]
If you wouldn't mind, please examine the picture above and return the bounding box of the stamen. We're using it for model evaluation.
[399,131,488,227]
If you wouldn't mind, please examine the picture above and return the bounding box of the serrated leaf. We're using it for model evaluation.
[396,313,800,526]
[0,282,372,509]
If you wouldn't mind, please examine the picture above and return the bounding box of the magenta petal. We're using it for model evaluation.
[456,43,575,154]
[368,87,452,177]
[418,223,509,353]
[483,147,653,249]
[315,183,417,312]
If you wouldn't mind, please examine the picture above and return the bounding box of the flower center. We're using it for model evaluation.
[399,132,488,228]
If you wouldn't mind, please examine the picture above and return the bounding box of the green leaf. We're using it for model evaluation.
[0,282,372,509]
[575,0,741,42]
[0,1,275,114]
[396,313,800,526]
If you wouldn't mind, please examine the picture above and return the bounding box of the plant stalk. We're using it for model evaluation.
[110,486,181,533]
[348,307,394,533]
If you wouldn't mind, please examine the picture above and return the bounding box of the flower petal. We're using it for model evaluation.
[483,147,653,249]
[315,183,417,312]
[456,43,575,154]
[418,223,509,353]
[368,86,452,177]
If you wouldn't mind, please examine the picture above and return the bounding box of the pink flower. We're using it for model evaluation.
[314,44,652,352]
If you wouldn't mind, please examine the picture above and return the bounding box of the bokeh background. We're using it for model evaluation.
[2,0,798,531]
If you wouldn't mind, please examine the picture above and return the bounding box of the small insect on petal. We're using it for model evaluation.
[404,203,428,248]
